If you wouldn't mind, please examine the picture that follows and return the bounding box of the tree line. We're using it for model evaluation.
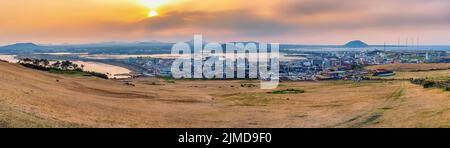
[18,58,108,79]
[19,58,84,71]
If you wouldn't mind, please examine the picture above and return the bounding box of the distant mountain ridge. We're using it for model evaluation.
[0,43,43,53]
[2,43,40,49]
[344,40,369,48]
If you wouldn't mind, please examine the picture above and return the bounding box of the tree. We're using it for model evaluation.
[61,60,72,70]
[20,58,32,64]
[32,59,40,66]
[42,59,50,67]
[52,61,61,69]
[72,63,81,71]
[72,63,79,69]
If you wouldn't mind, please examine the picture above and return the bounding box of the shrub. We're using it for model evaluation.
[270,89,305,94]
[86,71,109,79]
[20,63,50,71]
[423,81,436,88]
[241,84,257,88]
[125,82,135,87]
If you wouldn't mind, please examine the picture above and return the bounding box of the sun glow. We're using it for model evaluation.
[139,0,168,9]
[148,10,159,17]
[139,0,169,17]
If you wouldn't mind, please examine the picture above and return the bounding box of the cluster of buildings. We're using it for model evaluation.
[125,57,174,77]
[279,50,449,81]
[122,49,449,81]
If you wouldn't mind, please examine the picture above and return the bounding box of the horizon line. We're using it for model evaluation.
[2,41,450,47]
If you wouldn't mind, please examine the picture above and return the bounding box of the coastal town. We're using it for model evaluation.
[123,49,450,81]
[1,39,449,82]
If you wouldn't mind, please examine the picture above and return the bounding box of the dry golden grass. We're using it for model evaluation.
[367,70,450,80]
[365,63,450,80]
[366,63,450,72]
[0,62,449,128]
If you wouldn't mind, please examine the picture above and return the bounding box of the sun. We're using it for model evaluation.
[139,0,169,17]
[148,10,159,17]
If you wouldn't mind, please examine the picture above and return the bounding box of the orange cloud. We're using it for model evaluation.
[0,0,450,45]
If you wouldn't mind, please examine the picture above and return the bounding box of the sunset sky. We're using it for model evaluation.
[1,0,449,45]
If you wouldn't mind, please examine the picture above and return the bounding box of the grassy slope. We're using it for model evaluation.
[0,103,81,128]
[0,62,449,128]
[366,63,450,72]
[366,63,450,80]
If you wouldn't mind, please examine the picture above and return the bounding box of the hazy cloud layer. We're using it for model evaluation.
[139,10,297,36]
[137,0,450,43]
[1,0,450,44]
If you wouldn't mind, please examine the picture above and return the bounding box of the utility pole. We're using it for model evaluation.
[406,38,408,50]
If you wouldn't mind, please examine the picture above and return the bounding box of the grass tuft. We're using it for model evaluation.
[270,89,305,94]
